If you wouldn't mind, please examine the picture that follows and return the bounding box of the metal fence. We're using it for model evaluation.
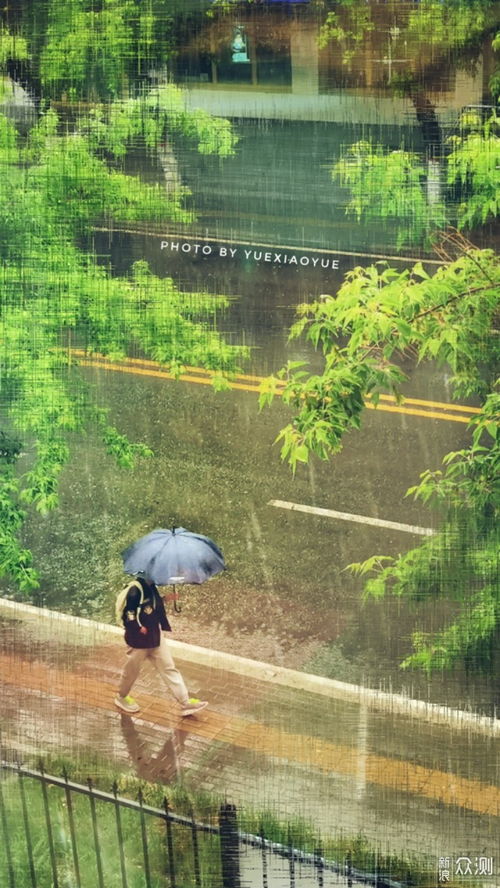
[0,760,407,888]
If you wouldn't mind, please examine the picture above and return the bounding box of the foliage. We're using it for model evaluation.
[79,84,237,159]
[40,0,130,98]
[260,247,500,469]
[26,125,191,232]
[490,31,500,98]
[0,91,246,595]
[206,0,242,15]
[0,26,28,66]
[406,386,500,513]
[316,0,496,66]
[447,112,500,231]
[333,140,446,247]
[318,1,374,62]
[405,0,493,55]
[324,4,500,248]
[0,468,39,592]
[38,0,174,100]
[348,388,499,671]
[333,109,500,247]
[0,25,29,99]
[261,236,499,669]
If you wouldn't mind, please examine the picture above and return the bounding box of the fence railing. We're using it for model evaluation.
[0,760,407,888]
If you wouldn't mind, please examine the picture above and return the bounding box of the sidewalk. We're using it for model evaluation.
[1,597,499,871]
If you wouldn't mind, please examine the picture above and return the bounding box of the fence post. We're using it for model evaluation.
[346,849,353,888]
[62,768,81,888]
[87,777,105,888]
[219,803,241,888]
[112,781,128,888]
[0,771,15,888]
[189,806,201,888]
[18,767,37,888]
[287,825,295,888]
[40,760,60,888]
[163,797,176,888]
[138,788,152,888]
[314,845,324,888]
[260,823,268,888]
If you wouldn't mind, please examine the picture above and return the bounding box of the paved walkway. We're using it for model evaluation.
[1,598,499,877]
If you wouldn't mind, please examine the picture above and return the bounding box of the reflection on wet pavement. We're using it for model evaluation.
[119,714,185,784]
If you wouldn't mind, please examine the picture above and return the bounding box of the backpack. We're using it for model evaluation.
[115,579,144,626]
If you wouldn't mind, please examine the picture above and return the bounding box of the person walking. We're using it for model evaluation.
[114,574,208,717]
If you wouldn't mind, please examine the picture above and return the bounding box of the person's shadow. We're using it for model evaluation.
[119,713,186,784]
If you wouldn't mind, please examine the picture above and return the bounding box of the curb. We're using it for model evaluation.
[1,596,498,735]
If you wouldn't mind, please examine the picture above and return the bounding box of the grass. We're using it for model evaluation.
[0,761,221,888]
[1,750,469,888]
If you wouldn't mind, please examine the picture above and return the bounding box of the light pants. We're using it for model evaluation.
[118,635,189,706]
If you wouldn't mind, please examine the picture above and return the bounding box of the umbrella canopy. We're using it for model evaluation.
[121,527,225,586]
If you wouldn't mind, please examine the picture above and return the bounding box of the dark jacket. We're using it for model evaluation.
[121,577,171,649]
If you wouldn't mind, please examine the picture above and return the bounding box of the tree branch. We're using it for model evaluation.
[411,283,496,322]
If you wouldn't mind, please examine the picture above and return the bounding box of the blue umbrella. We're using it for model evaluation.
[122,527,225,611]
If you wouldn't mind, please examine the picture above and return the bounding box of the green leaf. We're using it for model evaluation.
[294,445,309,464]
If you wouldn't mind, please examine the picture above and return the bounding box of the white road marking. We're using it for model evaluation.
[268,499,435,536]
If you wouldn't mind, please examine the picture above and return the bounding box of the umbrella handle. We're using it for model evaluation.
[173,585,182,614]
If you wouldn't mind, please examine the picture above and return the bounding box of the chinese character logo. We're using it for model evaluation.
[439,855,494,880]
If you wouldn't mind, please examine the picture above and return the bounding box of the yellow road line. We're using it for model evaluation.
[364,400,469,423]
[373,393,479,413]
[77,359,263,392]
[70,349,481,413]
[75,352,476,424]
[71,349,274,386]
[2,653,499,818]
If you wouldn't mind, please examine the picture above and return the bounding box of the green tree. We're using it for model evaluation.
[9,0,176,101]
[319,0,499,172]
[0,24,29,104]
[260,242,499,465]
[490,30,500,98]
[297,3,500,669]
[260,233,499,670]
[318,0,374,61]
[349,390,499,671]
[331,104,500,246]
[0,84,245,594]
[447,111,500,230]
[332,140,446,247]
[40,0,138,98]
[317,0,496,67]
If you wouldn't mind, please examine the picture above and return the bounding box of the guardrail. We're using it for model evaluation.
[0,760,408,888]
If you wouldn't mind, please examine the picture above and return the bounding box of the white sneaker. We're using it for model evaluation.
[115,695,140,713]
[181,698,208,716]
